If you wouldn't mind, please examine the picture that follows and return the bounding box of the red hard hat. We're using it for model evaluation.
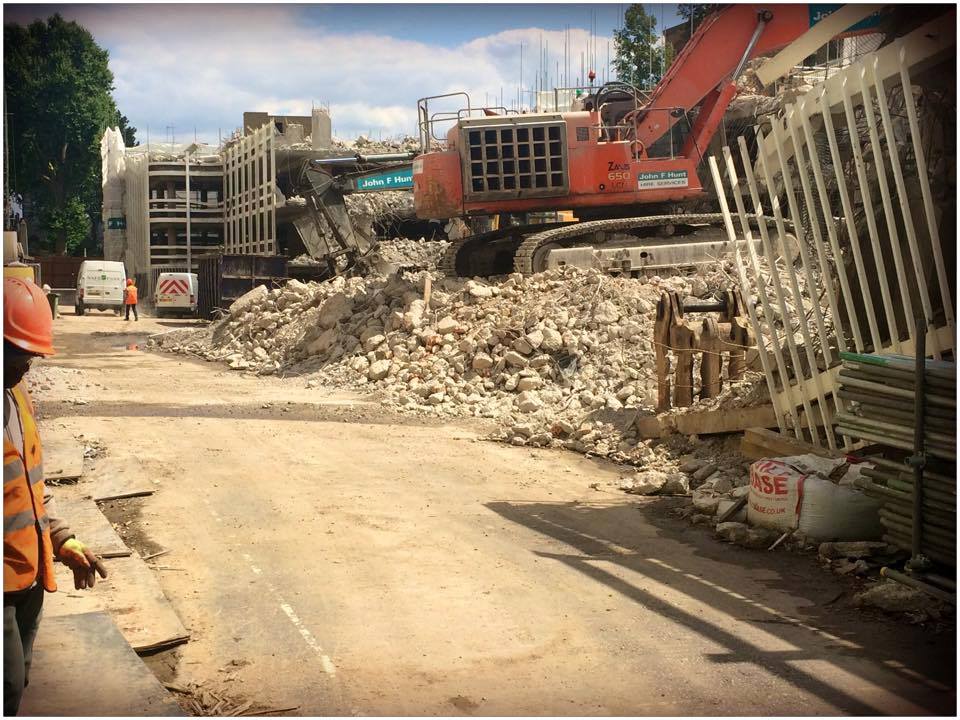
[4,277,55,356]
[126,278,134,286]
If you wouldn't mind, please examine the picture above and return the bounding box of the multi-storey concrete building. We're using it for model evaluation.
[101,108,334,293]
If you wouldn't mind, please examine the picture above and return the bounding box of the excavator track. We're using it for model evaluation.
[511,213,790,275]
[440,214,786,277]
[439,221,572,278]
[513,213,732,275]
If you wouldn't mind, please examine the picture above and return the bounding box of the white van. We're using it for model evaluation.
[154,272,198,316]
[76,260,126,315]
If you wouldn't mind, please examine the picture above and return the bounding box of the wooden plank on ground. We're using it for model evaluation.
[674,405,778,436]
[19,611,184,716]
[635,405,779,439]
[42,433,85,482]
[88,472,155,502]
[54,495,131,558]
[44,555,189,653]
[741,427,845,461]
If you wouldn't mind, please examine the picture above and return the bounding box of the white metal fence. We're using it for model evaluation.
[709,29,955,448]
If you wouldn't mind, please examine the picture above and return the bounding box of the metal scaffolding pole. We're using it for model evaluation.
[185,150,192,272]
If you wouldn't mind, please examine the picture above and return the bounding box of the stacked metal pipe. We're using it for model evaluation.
[835,356,956,461]
[856,457,956,566]
[835,351,956,569]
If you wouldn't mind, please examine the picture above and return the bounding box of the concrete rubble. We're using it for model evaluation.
[151,250,767,468]
[332,134,422,155]
[854,580,948,622]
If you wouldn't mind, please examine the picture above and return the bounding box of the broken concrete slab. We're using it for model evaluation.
[818,541,892,560]
[854,580,943,614]
[19,611,183,716]
[716,497,747,523]
[716,521,751,545]
[44,555,189,653]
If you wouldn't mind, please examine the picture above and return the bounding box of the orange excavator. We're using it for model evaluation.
[413,3,882,276]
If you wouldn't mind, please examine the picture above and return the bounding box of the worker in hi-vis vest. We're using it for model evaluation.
[124,278,138,321]
[4,278,108,715]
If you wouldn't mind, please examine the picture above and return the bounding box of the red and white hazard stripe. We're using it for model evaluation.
[158,278,189,294]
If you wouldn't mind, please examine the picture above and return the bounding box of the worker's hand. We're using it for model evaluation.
[58,538,108,590]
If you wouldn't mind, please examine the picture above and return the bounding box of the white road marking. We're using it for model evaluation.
[279,602,338,675]
[240,553,336,675]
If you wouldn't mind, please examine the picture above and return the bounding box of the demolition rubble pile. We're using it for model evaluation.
[153,255,766,473]
[345,189,413,218]
[332,134,422,154]
[362,238,451,270]
[344,190,415,238]
[289,238,447,270]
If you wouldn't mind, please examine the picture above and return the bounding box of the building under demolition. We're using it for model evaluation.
[101,108,339,294]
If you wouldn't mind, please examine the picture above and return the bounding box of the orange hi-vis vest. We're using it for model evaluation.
[4,383,57,593]
[125,285,138,305]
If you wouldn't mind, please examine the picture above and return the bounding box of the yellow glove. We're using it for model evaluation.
[59,538,108,590]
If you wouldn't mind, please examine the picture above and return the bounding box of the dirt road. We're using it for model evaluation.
[34,310,955,715]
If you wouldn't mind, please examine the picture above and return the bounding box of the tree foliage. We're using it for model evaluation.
[115,111,139,147]
[613,5,666,89]
[4,14,133,255]
[678,3,719,26]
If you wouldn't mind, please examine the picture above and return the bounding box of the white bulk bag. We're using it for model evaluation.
[747,455,883,541]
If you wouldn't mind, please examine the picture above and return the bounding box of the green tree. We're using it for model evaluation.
[115,111,138,147]
[613,5,666,89]
[4,14,125,255]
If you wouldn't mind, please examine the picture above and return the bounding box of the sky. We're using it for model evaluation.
[3,2,682,144]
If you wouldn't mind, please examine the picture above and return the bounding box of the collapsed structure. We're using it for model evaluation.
[100,108,424,297]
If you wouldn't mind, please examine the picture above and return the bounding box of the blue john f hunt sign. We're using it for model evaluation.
[355,168,414,192]
[809,4,882,31]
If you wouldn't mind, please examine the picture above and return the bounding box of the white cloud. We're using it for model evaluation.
[40,4,616,144]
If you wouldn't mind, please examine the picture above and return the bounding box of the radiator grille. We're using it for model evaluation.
[463,122,567,199]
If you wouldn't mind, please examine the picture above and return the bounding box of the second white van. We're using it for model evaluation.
[154,272,198,317]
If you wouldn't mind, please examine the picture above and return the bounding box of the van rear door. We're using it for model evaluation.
[156,274,191,307]
[84,266,125,304]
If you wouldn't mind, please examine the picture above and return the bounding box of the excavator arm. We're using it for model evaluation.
[296,155,415,274]
[634,3,880,160]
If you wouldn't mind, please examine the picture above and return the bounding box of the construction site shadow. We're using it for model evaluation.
[485,498,956,716]
[38,399,443,427]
